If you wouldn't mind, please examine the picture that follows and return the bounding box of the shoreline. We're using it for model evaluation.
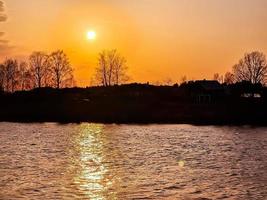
[1,84,266,126]
[1,117,267,126]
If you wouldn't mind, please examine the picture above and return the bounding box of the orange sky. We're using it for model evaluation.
[1,0,267,86]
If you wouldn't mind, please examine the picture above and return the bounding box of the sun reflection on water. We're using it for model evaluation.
[73,124,117,200]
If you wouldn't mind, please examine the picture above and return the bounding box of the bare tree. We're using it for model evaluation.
[95,49,129,86]
[213,73,223,83]
[0,50,75,91]
[0,64,5,91]
[18,62,33,91]
[29,52,50,88]
[96,51,108,86]
[112,51,128,85]
[233,51,267,84]
[214,73,222,83]
[66,74,77,88]
[50,50,74,89]
[224,72,235,85]
[3,59,19,92]
[213,73,220,81]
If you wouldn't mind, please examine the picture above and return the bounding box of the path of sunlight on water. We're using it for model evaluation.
[0,123,267,199]
[73,124,118,199]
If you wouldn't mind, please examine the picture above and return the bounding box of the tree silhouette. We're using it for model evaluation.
[233,51,267,84]
[112,51,128,85]
[0,63,5,91]
[50,50,73,89]
[18,62,33,91]
[2,59,19,92]
[0,50,75,92]
[213,73,223,83]
[0,59,34,92]
[224,72,235,85]
[94,49,129,86]
[213,73,219,81]
[29,52,50,88]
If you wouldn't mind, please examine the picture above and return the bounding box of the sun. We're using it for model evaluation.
[87,31,96,40]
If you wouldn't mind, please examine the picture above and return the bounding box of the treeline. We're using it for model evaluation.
[213,51,267,85]
[1,49,267,92]
[0,50,75,92]
[91,50,267,87]
[148,51,267,87]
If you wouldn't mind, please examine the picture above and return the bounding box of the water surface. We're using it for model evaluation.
[0,123,267,199]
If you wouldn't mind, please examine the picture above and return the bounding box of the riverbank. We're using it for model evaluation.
[0,83,266,125]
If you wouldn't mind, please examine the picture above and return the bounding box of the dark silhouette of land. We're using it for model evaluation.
[0,80,267,125]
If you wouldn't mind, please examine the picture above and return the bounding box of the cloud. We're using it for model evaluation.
[0,39,8,44]
[0,1,4,12]
[0,1,10,58]
[0,14,7,22]
[0,1,7,22]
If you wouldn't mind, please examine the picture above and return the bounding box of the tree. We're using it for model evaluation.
[29,52,50,88]
[96,51,108,86]
[112,51,128,85]
[224,72,235,85]
[0,60,31,92]
[64,73,76,88]
[2,59,19,92]
[50,50,74,89]
[0,64,5,91]
[233,51,267,84]
[213,73,223,83]
[18,62,33,91]
[1,50,75,91]
[213,73,220,81]
[94,49,129,86]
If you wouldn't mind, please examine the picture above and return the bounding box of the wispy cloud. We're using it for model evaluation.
[0,1,4,12]
[0,14,7,22]
[0,39,8,44]
[0,1,11,57]
[0,0,7,22]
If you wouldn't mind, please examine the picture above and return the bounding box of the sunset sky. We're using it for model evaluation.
[1,0,267,86]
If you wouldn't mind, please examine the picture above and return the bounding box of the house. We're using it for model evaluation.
[190,80,224,104]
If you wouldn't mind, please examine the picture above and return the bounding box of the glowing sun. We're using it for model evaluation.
[87,31,96,40]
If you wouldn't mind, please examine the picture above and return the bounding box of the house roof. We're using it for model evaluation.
[195,80,223,91]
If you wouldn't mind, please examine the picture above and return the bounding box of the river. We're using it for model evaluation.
[0,123,266,199]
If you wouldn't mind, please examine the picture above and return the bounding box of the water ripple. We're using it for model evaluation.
[0,123,267,199]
